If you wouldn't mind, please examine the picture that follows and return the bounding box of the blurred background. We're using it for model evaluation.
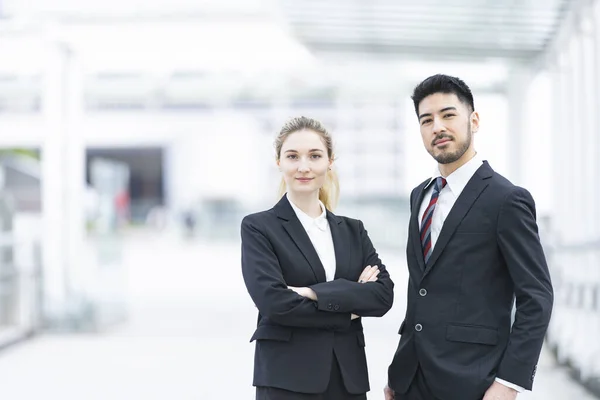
[0,0,598,398]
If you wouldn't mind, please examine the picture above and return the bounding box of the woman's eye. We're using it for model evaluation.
[311,154,322,159]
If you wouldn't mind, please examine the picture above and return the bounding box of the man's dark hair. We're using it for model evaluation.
[411,74,475,116]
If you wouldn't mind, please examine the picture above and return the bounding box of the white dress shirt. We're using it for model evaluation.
[418,153,525,394]
[289,199,336,282]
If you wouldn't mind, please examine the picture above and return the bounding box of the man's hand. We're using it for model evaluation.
[384,385,395,400]
[358,265,380,283]
[288,286,317,301]
[483,381,518,400]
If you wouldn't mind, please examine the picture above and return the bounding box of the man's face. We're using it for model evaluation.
[417,92,479,164]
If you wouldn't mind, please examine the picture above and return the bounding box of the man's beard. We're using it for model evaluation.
[431,124,472,165]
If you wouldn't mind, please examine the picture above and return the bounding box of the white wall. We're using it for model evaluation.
[166,112,271,211]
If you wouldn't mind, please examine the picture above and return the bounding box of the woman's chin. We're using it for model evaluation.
[290,185,318,195]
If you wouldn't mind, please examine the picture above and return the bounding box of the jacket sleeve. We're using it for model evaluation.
[241,215,352,331]
[309,220,394,317]
[495,187,554,390]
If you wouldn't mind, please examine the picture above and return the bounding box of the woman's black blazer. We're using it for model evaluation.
[241,194,394,394]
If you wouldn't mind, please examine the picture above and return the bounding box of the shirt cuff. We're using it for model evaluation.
[495,377,526,393]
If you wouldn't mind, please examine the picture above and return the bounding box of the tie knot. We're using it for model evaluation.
[435,177,447,192]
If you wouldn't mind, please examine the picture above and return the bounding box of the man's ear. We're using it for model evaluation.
[471,111,480,133]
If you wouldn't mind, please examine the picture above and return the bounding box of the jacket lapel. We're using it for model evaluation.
[422,162,493,279]
[327,211,348,280]
[275,194,327,282]
[410,180,431,272]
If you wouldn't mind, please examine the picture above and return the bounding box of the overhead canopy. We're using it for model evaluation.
[0,0,573,107]
[277,0,570,61]
[0,0,571,64]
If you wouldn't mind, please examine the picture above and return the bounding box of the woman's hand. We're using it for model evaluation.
[290,286,360,320]
[351,266,380,320]
[358,265,380,283]
[287,265,379,318]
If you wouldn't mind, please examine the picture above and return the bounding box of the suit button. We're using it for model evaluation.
[327,304,333,310]
[415,324,423,332]
[419,288,427,297]
[334,304,340,311]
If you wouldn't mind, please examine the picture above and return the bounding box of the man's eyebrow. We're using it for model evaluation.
[418,106,457,120]
[440,106,457,113]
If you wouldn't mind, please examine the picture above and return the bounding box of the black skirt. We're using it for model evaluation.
[256,352,367,400]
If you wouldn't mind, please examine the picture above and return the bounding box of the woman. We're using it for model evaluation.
[241,116,395,399]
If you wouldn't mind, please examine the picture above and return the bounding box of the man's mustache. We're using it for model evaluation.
[432,134,453,146]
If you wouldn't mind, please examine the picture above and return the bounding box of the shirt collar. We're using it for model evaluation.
[289,199,328,232]
[424,153,483,197]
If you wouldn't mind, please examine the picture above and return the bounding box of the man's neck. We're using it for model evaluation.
[438,149,477,177]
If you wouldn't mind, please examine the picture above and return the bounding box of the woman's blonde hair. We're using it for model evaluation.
[275,116,340,211]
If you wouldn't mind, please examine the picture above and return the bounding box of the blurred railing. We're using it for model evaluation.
[185,197,410,251]
[336,198,409,253]
[545,237,600,398]
[0,233,42,350]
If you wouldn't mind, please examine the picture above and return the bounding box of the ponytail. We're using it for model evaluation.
[318,169,339,211]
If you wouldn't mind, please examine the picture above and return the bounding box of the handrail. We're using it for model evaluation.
[0,233,42,350]
[548,239,600,252]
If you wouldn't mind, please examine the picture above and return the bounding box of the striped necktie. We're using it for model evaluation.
[420,177,447,263]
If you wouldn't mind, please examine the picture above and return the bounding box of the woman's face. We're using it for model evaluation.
[278,129,332,197]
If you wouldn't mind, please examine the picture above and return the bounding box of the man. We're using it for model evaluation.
[385,74,553,400]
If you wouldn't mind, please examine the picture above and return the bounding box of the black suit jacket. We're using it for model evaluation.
[388,161,553,400]
[241,194,394,394]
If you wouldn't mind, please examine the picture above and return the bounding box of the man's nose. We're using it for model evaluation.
[432,117,447,134]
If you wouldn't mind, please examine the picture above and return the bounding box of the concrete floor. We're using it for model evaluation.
[0,234,595,399]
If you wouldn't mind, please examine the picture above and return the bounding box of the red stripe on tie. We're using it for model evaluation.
[422,240,431,257]
[426,196,437,211]
[421,198,438,224]
[420,217,433,241]
[421,176,447,262]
